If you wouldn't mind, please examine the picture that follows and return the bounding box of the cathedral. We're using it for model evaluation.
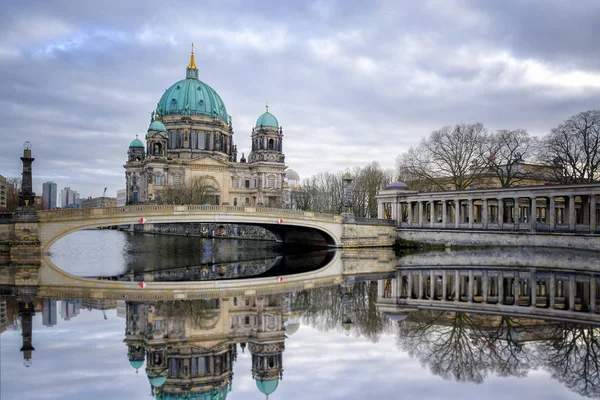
[125,46,286,207]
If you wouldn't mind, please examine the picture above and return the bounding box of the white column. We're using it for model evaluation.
[549,196,556,229]
[430,201,435,228]
[549,274,556,308]
[442,270,448,301]
[468,270,474,303]
[468,199,474,229]
[530,269,537,307]
[407,271,413,298]
[407,202,413,226]
[418,202,424,227]
[498,273,504,304]
[591,276,597,313]
[418,271,424,299]
[455,199,460,228]
[455,270,460,301]
[442,200,448,228]
[569,195,576,230]
[591,194,597,232]
[430,270,435,299]
[568,275,576,310]
[514,197,520,227]
[530,196,537,232]
[482,198,489,229]
[498,198,504,229]
[513,276,519,305]
[482,271,489,303]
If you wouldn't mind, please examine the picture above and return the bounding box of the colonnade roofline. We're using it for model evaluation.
[376,182,600,200]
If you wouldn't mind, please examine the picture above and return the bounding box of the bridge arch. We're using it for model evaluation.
[38,205,344,253]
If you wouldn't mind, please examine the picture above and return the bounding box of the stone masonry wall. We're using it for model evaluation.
[341,223,396,247]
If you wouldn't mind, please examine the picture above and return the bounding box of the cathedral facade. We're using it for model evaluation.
[124,48,286,207]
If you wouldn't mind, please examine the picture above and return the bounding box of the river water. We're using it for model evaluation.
[0,230,598,399]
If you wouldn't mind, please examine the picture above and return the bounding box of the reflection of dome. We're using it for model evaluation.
[149,375,167,388]
[129,137,145,148]
[155,387,229,400]
[130,360,144,370]
[149,120,167,132]
[384,312,410,322]
[285,169,300,181]
[256,111,279,128]
[285,322,300,336]
[384,181,409,190]
[256,379,279,395]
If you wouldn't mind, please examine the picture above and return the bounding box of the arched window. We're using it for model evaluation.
[198,132,206,149]
[268,177,275,188]
[191,131,197,149]
[268,138,274,150]
[169,131,176,149]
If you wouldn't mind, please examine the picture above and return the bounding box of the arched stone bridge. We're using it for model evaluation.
[36,205,396,252]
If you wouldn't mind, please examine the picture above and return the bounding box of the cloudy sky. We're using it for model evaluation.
[2,0,600,198]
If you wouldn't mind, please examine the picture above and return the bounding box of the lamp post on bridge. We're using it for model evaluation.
[18,141,37,219]
[342,172,355,222]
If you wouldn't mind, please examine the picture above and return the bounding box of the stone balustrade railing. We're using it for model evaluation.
[37,205,340,222]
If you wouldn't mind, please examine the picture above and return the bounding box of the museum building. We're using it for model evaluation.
[125,47,286,207]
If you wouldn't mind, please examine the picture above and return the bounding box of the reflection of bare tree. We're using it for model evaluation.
[540,324,600,398]
[396,312,538,383]
[292,282,391,342]
[477,317,534,378]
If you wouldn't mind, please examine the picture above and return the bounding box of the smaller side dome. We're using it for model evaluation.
[129,136,145,148]
[129,360,144,370]
[256,111,279,128]
[256,379,279,395]
[285,169,300,181]
[384,181,409,190]
[149,376,167,388]
[148,120,167,132]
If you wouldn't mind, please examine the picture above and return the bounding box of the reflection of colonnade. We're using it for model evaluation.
[124,292,299,398]
[377,182,600,233]
[376,268,600,324]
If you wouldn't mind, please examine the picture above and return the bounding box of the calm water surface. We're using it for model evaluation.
[0,230,598,400]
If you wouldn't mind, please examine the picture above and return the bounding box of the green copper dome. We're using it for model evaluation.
[149,376,167,388]
[129,137,145,148]
[255,111,279,128]
[149,120,167,132]
[155,387,228,400]
[256,379,279,395]
[157,77,229,123]
[129,360,144,370]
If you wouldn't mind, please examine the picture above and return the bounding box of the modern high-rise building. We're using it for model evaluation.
[42,181,57,209]
[60,299,81,321]
[116,189,127,206]
[0,174,7,209]
[60,187,80,208]
[42,299,57,327]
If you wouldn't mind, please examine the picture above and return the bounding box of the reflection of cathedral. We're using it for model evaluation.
[124,47,287,207]
[124,293,300,398]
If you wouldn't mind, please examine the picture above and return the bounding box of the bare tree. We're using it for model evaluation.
[481,129,536,187]
[1,177,20,212]
[397,123,488,191]
[158,176,218,205]
[539,110,600,183]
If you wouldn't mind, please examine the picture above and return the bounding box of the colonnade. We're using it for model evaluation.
[377,268,600,314]
[376,183,600,233]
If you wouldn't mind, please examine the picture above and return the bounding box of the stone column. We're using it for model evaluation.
[591,195,597,233]
[455,200,460,229]
[498,198,504,229]
[418,202,424,227]
[455,270,460,301]
[430,201,435,228]
[549,196,556,229]
[407,271,413,298]
[407,202,413,226]
[530,270,537,307]
[568,275,576,310]
[513,276,519,306]
[418,271,424,299]
[498,273,504,304]
[442,200,448,228]
[442,270,448,301]
[569,195,576,230]
[482,271,489,303]
[468,199,474,229]
[430,270,435,299]
[549,274,556,309]
[530,196,537,232]
[513,198,520,227]
[591,276,597,313]
[468,270,474,303]
[482,198,489,229]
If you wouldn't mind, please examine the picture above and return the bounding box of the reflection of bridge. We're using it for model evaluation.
[36,205,395,252]
[377,266,600,325]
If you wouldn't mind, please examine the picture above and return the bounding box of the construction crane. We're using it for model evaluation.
[101,187,107,208]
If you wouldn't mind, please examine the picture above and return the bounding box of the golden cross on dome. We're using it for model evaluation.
[266,102,269,112]
[191,42,194,54]
[188,42,197,69]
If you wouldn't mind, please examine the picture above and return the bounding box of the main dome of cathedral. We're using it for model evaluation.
[156,48,229,123]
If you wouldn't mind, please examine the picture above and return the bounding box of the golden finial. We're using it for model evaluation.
[266,102,269,113]
[188,42,197,69]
